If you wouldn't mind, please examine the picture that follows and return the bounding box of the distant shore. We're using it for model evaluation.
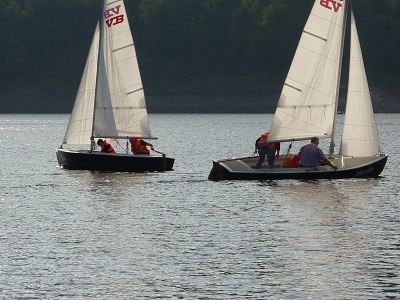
[1,80,399,113]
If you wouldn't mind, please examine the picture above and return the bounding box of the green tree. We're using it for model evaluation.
[21,0,100,79]
[0,0,24,82]
[1,0,399,101]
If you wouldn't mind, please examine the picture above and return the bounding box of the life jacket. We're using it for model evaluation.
[101,141,116,154]
[257,132,277,150]
[288,155,300,168]
[131,138,150,154]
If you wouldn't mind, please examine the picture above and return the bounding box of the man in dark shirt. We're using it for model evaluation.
[298,137,337,170]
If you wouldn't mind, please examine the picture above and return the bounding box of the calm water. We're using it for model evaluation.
[0,113,399,299]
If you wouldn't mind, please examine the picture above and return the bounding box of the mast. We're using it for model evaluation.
[329,0,349,157]
[90,0,105,151]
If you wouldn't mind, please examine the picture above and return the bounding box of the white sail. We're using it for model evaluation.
[63,0,152,146]
[340,11,380,157]
[94,0,151,139]
[268,0,347,143]
[63,24,100,145]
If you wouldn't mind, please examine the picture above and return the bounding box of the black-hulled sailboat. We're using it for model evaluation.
[57,0,174,172]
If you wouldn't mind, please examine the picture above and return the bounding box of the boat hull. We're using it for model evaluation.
[208,155,388,181]
[56,148,174,172]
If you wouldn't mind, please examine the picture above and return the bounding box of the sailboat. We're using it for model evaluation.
[56,0,174,172]
[209,0,387,181]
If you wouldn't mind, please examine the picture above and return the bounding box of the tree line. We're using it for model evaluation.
[1,0,399,94]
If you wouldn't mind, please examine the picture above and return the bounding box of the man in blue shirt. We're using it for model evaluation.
[298,137,337,170]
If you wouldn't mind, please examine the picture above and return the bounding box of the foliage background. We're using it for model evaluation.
[0,0,399,112]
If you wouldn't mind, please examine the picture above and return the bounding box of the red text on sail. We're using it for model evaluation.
[104,5,124,27]
[320,0,344,12]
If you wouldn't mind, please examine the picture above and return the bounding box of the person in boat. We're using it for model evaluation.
[129,137,154,155]
[96,139,116,154]
[298,137,337,170]
[254,132,280,169]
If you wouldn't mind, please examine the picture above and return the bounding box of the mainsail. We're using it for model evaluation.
[63,0,152,145]
[268,0,347,143]
[340,11,380,157]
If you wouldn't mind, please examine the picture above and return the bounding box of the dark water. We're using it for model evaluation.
[0,114,399,299]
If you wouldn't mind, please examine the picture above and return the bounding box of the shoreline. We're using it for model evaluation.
[1,86,399,114]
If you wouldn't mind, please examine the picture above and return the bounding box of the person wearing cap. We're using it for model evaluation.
[97,139,116,154]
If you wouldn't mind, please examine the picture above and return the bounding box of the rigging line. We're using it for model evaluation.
[284,142,293,155]
[278,109,331,132]
[115,139,125,151]
[277,142,294,168]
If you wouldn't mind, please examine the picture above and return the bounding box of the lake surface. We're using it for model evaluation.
[0,113,399,299]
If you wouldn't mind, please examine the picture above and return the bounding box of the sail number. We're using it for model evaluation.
[355,168,374,177]
[320,0,344,12]
[104,5,125,27]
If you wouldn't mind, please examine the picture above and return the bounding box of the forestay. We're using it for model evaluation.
[268,0,346,143]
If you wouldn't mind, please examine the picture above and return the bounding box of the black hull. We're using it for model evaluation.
[57,149,174,172]
[208,155,387,181]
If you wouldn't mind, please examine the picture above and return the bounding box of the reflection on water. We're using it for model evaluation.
[254,178,399,298]
[0,114,399,299]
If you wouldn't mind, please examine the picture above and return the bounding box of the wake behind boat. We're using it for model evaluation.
[209,0,387,181]
[57,0,174,172]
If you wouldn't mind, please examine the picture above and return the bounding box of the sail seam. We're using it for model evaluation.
[108,0,122,6]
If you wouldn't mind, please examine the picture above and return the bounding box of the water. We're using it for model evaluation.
[0,113,399,299]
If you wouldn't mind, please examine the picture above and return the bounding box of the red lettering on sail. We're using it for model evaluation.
[104,5,121,19]
[320,0,344,12]
[105,15,125,28]
[103,5,125,27]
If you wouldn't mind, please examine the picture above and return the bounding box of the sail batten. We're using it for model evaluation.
[113,43,134,52]
[303,31,327,41]
[268,1,346,143]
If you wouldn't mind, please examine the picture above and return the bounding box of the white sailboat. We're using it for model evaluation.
[209,0,387,181]
[57,0,174,172]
